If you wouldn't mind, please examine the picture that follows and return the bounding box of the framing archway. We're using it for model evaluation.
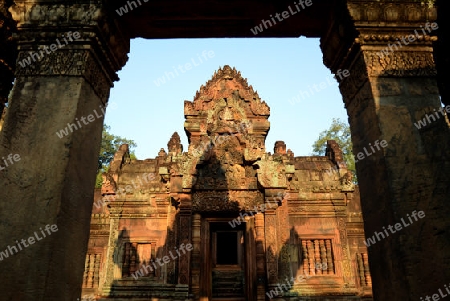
[0,0,449,300]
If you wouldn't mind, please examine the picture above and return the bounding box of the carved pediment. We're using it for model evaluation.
[184,65,270,158]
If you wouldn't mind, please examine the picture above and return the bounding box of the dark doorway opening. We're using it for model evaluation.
[216,231,238,265]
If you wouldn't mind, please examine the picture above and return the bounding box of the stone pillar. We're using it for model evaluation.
[264,191,279,286]
[178,194,192,286]
[321,2,450,300]
[191,213,201,297]
[100,213,121,296]
[0,2,129,300]
[254,212,266,301]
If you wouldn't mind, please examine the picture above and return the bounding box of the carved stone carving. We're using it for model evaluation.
[178,215,191,284]
[249,97,270,116]
[254,156,287,188]
[364,50,437,77]
[184,65,270,151]
[192,190,263,212]
[347,1,436,24]
[15,50,112,100]
[8,2,129,103]
[101,173,117,195]
[265,213,278,284]
[338,218,353,285]
[9,1,130,66]
[9,3,102,26]
[168,132,183,155]
[341,171,355,192]
[274,141,287,155]
[100,217,120,294]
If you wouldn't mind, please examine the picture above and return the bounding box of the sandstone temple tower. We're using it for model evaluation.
[82,66,372,300]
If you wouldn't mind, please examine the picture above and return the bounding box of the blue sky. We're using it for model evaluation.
[105,37,349,160]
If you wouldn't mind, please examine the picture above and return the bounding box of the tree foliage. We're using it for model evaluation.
[311,118,356,177]
[95,125,137,188]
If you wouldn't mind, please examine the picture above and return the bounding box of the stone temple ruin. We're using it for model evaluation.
[1,1,449,300]
[82,66,373,300]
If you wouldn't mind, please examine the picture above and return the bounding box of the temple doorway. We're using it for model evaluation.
[201,218,257,301]
[211,223,245,300]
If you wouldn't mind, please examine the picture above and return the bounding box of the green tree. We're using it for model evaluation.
[95,125,137,188]
[311,118,356,179]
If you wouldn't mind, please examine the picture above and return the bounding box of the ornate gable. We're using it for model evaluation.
[184,65,270,161]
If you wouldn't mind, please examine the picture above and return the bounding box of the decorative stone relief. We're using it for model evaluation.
[265,213,278,284]
[178,215,191,284]
[168,132,183,155]
[347,1,436,24]
[15,49,112,100]
[338,218,353,285]
[341,171,355,192]
[100,217,120,294]
[192,190,263,212]
[364,51,437,77]
[254,156,287,188]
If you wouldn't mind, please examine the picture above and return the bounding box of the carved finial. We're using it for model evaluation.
[168,132,183,155]
[274,141,287,155]
[158,148,167,157]
[287,149,294,157]
[326,140,346,167]
[186,65,271,146]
